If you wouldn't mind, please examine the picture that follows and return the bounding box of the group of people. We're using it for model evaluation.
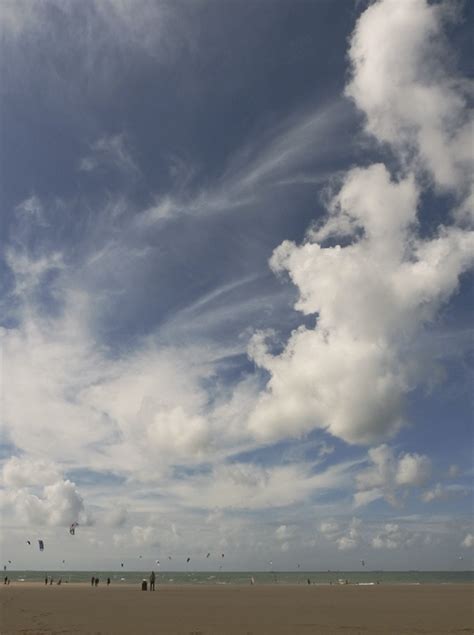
[44,575,62,585]
[90,576,111,586]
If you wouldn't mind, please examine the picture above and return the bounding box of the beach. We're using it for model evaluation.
[1,583,472,634]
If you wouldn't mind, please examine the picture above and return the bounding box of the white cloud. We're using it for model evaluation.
[395,453,432,487]
[246,1,474,448]
[346,0,473,205]
[461,533,474,548]
[15,195,46,223]
[2,456,61,488]
[131,525,157,547]
[372,523,403,550]
[1,457,85,528]
[275,525,296,541]
[1,0,183,91]
[421,483,469,503]
[5,248,64,300]
[102,506,128,528]
[320,517,362,551]
[138,101,350,226]
[337,518,362,551]
[353,489,384,508]
[248,165,473,446]
[447,465,460,478]
[168,459,358,511]
[79,133,139,176]
[319,521,340,540]
[355,445,431,507]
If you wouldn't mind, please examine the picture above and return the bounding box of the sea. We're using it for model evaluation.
[4,570,473,585]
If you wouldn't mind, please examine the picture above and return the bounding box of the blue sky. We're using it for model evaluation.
[0,0,473,571]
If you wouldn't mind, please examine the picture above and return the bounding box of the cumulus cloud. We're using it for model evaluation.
[355,445,431,507]
[372,523,406,550]
[421,483,469,503]
[2,456,61,488]
[248,164,473,445]
[395,453,432,487]
[1,457,84,527]
[247,0,474,447]
[346,0,473,210]
[320,517,362,551]
[461,533,474,548]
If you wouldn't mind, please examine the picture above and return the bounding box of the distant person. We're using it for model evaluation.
[149,571,155,591]
[107,577,111,586]
[95,577,99,587]
[57,578,62,585]
[4,576,7,585]
[91,576,95,587]
[44,575,48,585]
[307,578,311,585]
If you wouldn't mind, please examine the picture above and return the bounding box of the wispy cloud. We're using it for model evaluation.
[139,100,352,225]
[79,133,140,177]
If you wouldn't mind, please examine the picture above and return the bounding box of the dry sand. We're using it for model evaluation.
[1,583,473,634]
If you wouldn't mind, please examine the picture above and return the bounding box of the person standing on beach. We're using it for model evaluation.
[91,576,95,586]
[149,571,155,591]
[107,577,111,586]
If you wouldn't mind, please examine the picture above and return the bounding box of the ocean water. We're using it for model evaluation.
[5,570,473,585]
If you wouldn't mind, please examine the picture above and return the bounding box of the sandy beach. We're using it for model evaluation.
[1,583,472,634]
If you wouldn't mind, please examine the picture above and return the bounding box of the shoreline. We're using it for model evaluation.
[2,580,473,587]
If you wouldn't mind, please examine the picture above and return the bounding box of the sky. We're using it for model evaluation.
[0,0,473,572]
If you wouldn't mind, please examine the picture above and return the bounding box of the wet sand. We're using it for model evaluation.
[1,583,473,634]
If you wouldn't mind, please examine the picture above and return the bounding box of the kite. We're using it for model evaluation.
[361,560,365,567]
[206,553,210,558]
[38,540,44,552]
[186,557,191,563]
[221,553,224,558]
[26,541,31,546]
[121,563,124,568]
[69,522,79,536]
[168,556,172,560]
